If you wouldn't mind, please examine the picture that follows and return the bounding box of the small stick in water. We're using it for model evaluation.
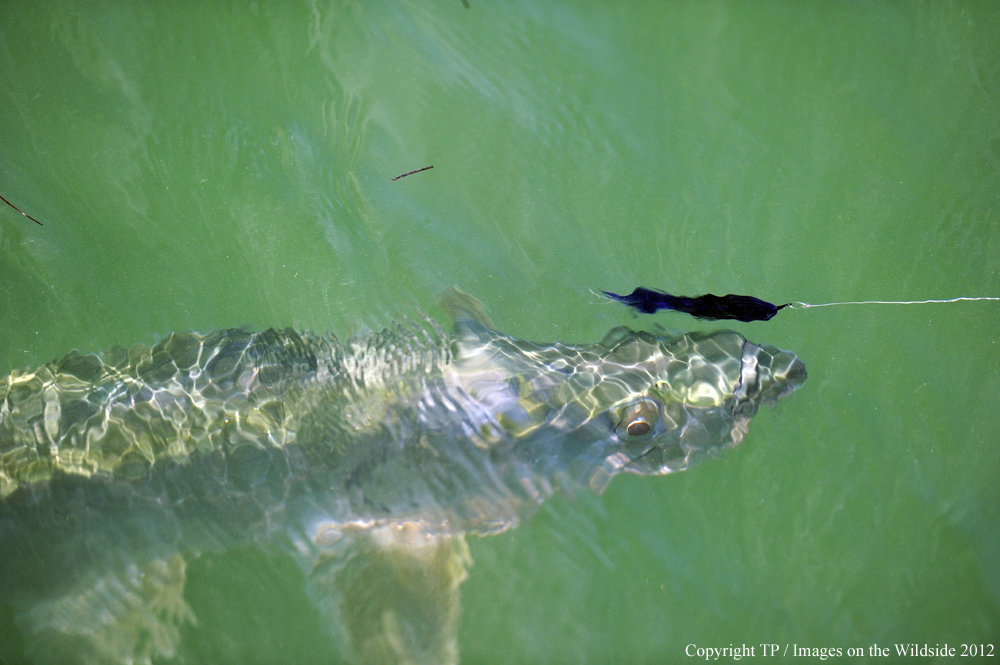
[0,193,43,226]
[392,165,434,182]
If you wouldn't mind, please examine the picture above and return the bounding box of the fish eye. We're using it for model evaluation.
[626,420,651,437]
[616,399,659,439]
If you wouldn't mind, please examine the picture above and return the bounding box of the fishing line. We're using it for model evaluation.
[789,297,1000,309]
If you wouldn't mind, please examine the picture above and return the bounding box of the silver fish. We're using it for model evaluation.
[0,288,806,664]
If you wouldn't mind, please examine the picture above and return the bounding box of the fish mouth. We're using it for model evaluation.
[736,341,807,408]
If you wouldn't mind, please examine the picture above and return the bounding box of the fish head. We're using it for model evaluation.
[582,326,806,481]
[500,326,806,492]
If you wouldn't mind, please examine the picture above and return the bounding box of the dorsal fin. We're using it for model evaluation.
[598,325,634,349]
[436,286,497,330]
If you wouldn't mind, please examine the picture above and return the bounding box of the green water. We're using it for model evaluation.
[1,1,998,663]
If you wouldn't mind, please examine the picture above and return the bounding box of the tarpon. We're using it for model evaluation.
[0,288,806,664]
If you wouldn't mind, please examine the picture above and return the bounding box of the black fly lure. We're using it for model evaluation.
[602,287,1000,322]
[602,287,790,322]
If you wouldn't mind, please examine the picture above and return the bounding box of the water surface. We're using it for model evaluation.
[1,1,998,662]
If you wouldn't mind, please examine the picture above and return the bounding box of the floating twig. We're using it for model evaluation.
[0,193,43,226]
[392,165,434,182]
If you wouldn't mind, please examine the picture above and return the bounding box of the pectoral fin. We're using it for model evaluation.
[16,554,194,665]
[309,529,471,665]
[437,286,496,331]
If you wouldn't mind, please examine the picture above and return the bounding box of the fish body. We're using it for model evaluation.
[0,289,806,664]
